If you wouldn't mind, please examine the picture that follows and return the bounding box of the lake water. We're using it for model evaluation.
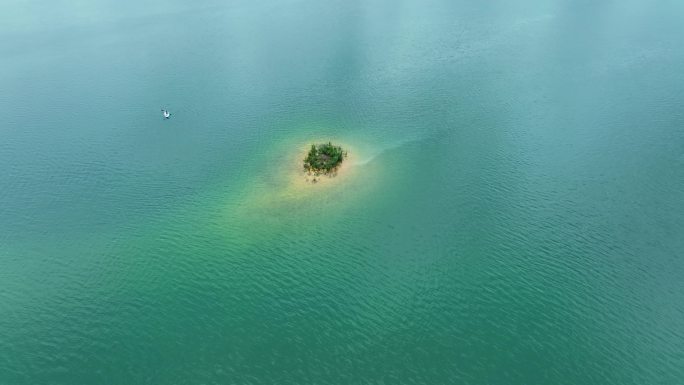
[1,1,683,384]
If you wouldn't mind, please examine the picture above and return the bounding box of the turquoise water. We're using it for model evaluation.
[2,1,684,383]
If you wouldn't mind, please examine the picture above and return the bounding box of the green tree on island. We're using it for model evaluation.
[303,142,347,175]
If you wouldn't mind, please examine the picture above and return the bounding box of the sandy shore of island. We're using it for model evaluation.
[223,136,393,232]
[286,142,358,190]
[247,140,363,210]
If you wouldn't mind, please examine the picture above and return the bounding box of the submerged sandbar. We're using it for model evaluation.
[229,136,379,222]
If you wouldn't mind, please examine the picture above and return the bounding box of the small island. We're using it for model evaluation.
[303,142,348,181]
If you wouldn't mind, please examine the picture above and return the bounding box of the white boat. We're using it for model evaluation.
[161,109,171,119]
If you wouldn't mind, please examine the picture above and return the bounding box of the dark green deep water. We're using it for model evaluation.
[1,1,683,384]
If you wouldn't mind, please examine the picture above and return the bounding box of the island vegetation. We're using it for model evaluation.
[303,142,347,180]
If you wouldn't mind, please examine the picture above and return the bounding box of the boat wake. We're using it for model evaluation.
[352,135,425,166]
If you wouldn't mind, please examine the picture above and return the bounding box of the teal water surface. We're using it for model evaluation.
[2,1,684,384]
